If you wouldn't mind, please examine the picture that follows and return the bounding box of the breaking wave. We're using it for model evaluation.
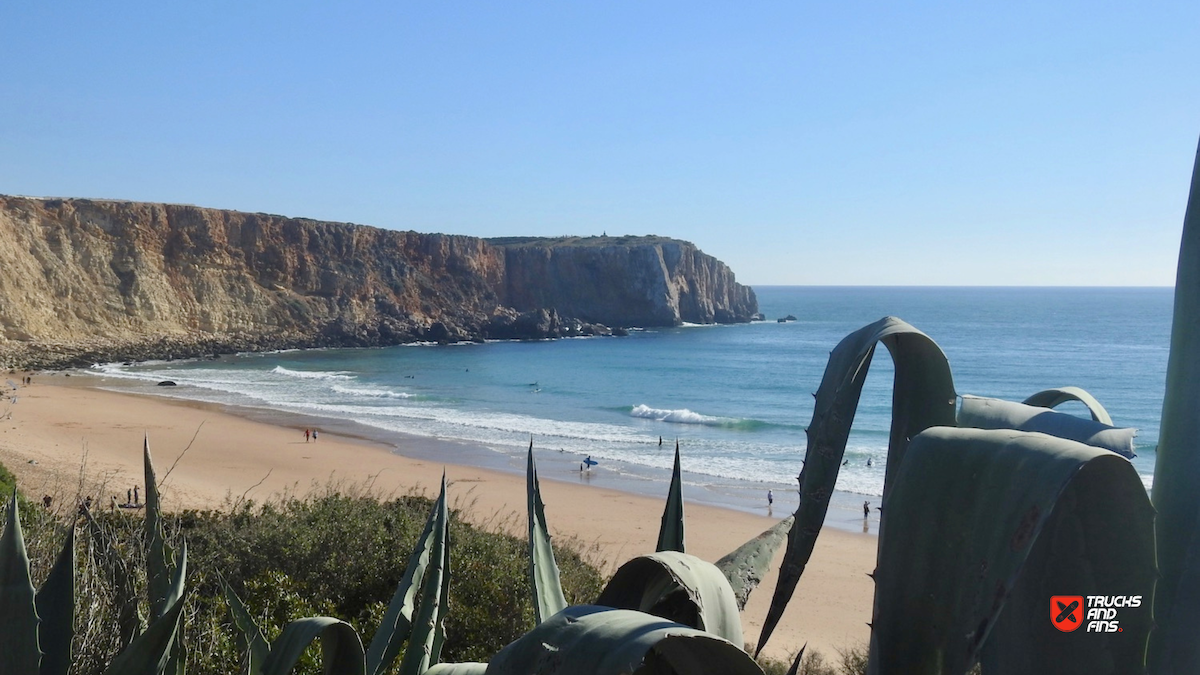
[270,366,354,380]
[628,404,770,430]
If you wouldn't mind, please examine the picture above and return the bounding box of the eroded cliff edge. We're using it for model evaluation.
[0,196,757,368]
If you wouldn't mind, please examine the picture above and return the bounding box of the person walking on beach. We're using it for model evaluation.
[312,430,318,441]
[305,428,310,442]
[767,489,774,506]
[127,488,132,505]
[863,501,870,518]
[133,486,139,505]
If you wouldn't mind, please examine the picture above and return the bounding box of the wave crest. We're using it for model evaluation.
[629,404,764,430]
[270,366,354,380]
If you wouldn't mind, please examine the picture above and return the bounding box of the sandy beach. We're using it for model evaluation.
[0,378,876,661]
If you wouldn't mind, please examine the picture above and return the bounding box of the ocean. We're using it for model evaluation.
[87,286,1173,526]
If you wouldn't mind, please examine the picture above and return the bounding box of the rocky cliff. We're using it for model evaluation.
[0,196,757,368]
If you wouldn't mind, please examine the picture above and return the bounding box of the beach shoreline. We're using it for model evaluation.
[0,376,877,661]
[73,359,884,533]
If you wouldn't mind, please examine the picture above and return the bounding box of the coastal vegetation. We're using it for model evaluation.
[4,461,604,675]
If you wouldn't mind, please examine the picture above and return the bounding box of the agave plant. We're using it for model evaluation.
[747,140,1200,674]
[222,473,452,675]
[0,487,75,675]
[477,441,796,675]
[1,438,188,675]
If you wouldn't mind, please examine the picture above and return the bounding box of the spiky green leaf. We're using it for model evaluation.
[596,551,743,647]
[959,395,1136,458]
[758,317,957,655]
[143,437,177,621]
[259,617,365,675]
[398,474,450,675]
[526,441,567,624]
[715,516,794,611]
[656,444,685,553]
[485,605,763,675]
[1150,136,1200,675]
[784,644,806,675]
[1022,386,1114,425]
[0,490,40,675]
[869,427,1154,675]
[428,535,452,669]
[365,483,444,675]
[35,525,75,675]
[103,591,188,675]
[219,575,269,675]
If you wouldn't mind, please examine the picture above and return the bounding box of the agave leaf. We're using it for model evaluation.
[143,439,186,675]
[425,664,487,675]
[143,437,178,621]
[596,551,743,647]
[757,317,957,655]
[526,440,567,624]
[1158,522,1200,675]
[35,524,76,675]
[959,395,1136,458]
[259,617,366,675]
[219,575,269,675]
[103,591,188,675]
[1022,386,1114,425]
[868,427,1154,675]
[365,483,444,675]
[398,474,450,675]
[485,605,763,675]
[784,644,806,675]
[656,443,685,553]
[0,489,40,675]
[165,539,187,614]
[715,516,794,611]
[428,535,452,668]
[1151,136,1200,675]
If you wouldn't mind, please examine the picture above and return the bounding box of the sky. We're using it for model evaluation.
[2,2,1198,286]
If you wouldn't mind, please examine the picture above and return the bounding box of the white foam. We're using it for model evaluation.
[629,404,736,426]
[331,384,413,399]
[270,366,355,380]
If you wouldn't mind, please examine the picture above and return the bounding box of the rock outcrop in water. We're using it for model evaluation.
[0,196,757,368]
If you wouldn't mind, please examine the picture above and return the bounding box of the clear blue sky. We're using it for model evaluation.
[3,2,1197,285]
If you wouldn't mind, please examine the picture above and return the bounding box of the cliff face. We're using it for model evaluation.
[0,196,757,368]
[493,237,757,326]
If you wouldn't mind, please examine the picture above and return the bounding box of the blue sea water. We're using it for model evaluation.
[89,286,1172,518]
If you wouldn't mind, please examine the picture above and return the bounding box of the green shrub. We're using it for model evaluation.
[64,488,606,675]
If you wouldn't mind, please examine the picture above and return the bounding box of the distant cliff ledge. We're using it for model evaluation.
[0,196,757,369]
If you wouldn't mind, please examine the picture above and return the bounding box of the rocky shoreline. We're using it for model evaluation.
[0,307,633,371]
